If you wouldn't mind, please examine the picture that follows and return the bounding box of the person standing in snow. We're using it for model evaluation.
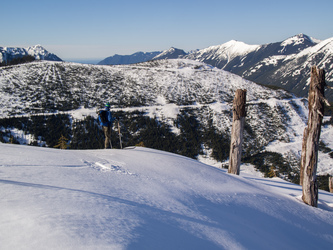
[98,102,115,149]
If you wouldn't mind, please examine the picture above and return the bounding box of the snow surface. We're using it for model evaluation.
[1,143,333,250]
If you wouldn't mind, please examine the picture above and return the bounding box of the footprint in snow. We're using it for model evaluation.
[94,161,136,176]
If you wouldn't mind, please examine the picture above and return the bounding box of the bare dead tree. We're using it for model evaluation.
[329,176,333,193]
[301,66,326,207]
[228,89,246,175]
[300,127,308,186]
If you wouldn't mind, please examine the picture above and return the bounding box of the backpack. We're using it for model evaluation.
[99,110,108,124]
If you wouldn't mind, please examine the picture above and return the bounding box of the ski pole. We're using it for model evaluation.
[109,127,112,149]
[118,120,123,149]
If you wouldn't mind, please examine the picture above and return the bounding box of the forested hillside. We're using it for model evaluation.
[0,59,332,188]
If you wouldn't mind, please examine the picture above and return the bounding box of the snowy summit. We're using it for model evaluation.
[1,143,333,249]
[0,45,62,64]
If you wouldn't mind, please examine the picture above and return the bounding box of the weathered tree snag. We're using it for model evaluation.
[301,66,326,207]
[329,176,333,193]
[300,127,308,186]
[228,89,246,175]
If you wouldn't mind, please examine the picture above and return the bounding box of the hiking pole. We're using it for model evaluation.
[117,120,123,149]
[109,127,113,149]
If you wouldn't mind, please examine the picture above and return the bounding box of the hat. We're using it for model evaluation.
[105,102,110,108]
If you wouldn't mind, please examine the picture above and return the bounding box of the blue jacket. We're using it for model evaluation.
[99,108,115,127]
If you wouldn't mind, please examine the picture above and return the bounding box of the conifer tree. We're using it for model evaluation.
[54,134,69,150]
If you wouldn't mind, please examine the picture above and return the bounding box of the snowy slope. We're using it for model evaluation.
[0,143,332,250]
[0,59,332,176]
[0,59,289,117]
[186,40,260,69]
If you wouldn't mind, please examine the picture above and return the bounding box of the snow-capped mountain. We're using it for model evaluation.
[0,59,332,178]
[0,45,62,64]
[97,51,162,65]
[186,34,317,71]
[185,34,333,101]
[185,40,261,69]
[26,45,62,61]
[96,34,333,100]
[152,47,188,60]
[97,48,187,65]
[268,37,333,98]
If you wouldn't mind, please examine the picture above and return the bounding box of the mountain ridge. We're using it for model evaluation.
[96,33,333,100]
[0,45,62,64]
[6,33,331,102]
[184,34,333,101]
[97,51,162,65]
[152,47,187,60]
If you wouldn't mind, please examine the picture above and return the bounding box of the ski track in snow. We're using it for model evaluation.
[85,159,136,176]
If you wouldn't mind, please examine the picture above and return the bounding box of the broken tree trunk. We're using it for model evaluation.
[299,127,308,186]
[228,89,246,175]
[329,176,333,193]
[301,66,326,207]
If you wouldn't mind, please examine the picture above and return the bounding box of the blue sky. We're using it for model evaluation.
[2,0,333,61]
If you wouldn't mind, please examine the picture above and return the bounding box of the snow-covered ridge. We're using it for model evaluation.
[209,40,260,56]
[0,59,287,117]
[296,37,333,57]
[280,33,319,47]
[26,45,55,60]
[152,47,187,60]
[0,45,62,63]
[95,34,332,102]
[97,51,161,65]
[186,40,260,67]
[183,34,333,101]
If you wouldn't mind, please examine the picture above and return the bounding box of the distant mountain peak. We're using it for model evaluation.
[185,40,259,69]
[0,45,62,64]
[26,45,61,61]
[28,44,44,49]
[152,47,187,60]
[296,33,312,40]
[218,40,259,52]
[278,33,318,55]
[281,33,317,47]
[97,51,162,65]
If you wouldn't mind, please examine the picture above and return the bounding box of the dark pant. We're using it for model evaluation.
[103,126,112,148]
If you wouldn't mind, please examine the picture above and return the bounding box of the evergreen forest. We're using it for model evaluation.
[1,110,332,191]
